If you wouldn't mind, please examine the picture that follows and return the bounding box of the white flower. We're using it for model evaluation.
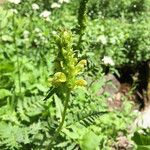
[32,3,39,10]
[51,2,61,8]
[58,0,64,3]
[23,30,29,38]
[58,0,69,3]
[97,35,107,45]
[10,9,18,14]
[8,0,21,4]
[40,10,51,21]
[34,28,41,33]
[132,18,136,22]
[52,31,57,35]
[40,10,51,18]
[1,35,13,42]
[38,32,43,37]
[63,0,70,3]
[110,37,116,44]
[102,56,114,66]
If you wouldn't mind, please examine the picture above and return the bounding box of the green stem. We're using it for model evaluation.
[12,14,21,95]
[56,90,70,133]
[46,90,71,149]
[76,0,89,50]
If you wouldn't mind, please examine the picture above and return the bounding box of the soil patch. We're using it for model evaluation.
[0,0,5,4]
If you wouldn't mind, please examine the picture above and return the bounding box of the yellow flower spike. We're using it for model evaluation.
[63,30,72,42]
[53,72,66,83]
[75,79,87,86]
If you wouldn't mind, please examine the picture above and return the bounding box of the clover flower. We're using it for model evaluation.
[102,56,114,66]
[51,2,61,8]
[8,0,21,4]
[32,3,39,10]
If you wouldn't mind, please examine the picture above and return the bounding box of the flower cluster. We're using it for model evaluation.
[97,35,107,45]
[8,0,21,4]
[58,0,70,3]
[32,3,39,10]
[49,30,87,89]
[102,56,115,66]
[51,0,70,9]
[10,9,18,14]
[51,3,61,9]
[30,0,70,21]
[23,30,29,39]
[40,10,51,21]
[33,28,48,45]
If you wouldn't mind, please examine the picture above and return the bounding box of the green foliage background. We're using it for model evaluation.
[0,0,149,149]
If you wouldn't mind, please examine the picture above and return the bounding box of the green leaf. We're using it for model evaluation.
[0,61,14,73]
[132,132,150,145]
[90,77,106,95]
[54,94,64,120]
[79,131,99,150]
[0,89,11,99]
[1,35,13,42]
[137,146,150,150]
[132,131,150,150]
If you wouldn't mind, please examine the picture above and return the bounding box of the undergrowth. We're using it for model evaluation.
[0,0,149,149]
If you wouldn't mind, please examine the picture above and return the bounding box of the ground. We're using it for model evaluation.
[0,0,5,4]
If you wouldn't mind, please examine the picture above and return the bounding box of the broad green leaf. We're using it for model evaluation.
[79,131,99,150]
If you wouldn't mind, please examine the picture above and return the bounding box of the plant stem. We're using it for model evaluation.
[12,14,21,95]
[56,90,71,133]
[76,0,89,50]
[46,89,71,149]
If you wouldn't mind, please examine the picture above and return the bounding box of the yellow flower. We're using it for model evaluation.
[49,72,66,86]
[75,59,87,74]
[53,72,66,83]
[78,60,87,66]
[75,79,87,86]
